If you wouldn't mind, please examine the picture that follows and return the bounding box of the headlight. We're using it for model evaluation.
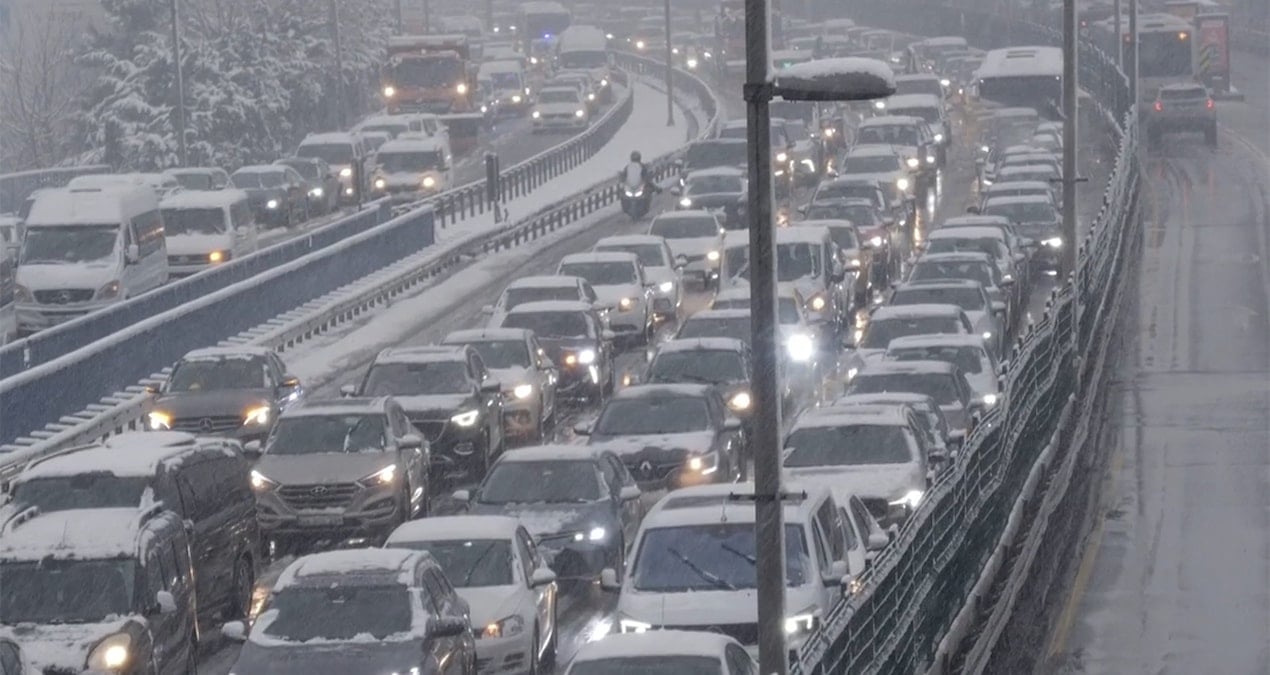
[926,155,936,164]
[588,93,596,101]
[339,167,352,178]
[896,177,911,191]
[266,198,280,209]
[147,411,172,430]
[239,405,269,427]
[687,58,698,68]
[636,40,646,50]
[588,526,607,541]
[983,393,999,407]
[532,110,541,119]
[687,451,719,473]
[706,249,720,261]
[776,152,789,163]
[250,469,278,491]
[672,47,680,55]
[874,100,886,110]
[575,109,586,117]
[95,280,122,300]
[823,127,836,138]
[940,78,951,87]
[358,464,397,487]
[848,257,861,268]
[679,197,692,207]
[513,383,534,399]
[982,331,993,341]
[846,366,859,381]
[1044,236,1063,248]
[207,250,228,263]
[870,235,884,247]
[784,612,818,636]
[382,85,396,98]
[619,618,652,633]
[728,391,752,411]
[933,133,944,143]
[422,175,437,188]
[786,333,815,362]
[530,56,539,64]
[309,187,324,198]
[511,94,522,103]
[658,281,674,293]
[373,177,386,190]
[451,409,480,427]
[980,144,991,154]
[889,489,924,509]
[577,349,597,364]
[905,157,920,169]
[600,79,608,87]
[87,633,132,671]
[15,284,33,303]
[618,297,635,311]
[808,294,827,312]
[456,82,469,94]
[482,614,525,639]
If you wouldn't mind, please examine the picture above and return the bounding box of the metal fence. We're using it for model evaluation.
[793,3,1141,674]
[0,166,113,214]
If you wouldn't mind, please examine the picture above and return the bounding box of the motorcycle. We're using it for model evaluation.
[620,179,651,220]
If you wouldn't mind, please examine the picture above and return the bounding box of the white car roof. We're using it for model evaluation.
[571,631,736,662]
[275,549,420,589]
[161,189,249,209]
[941,215,1012,228]
[859,360,959,376]
[887,334,990,350]
[609,383,714,399]
[378,137,446,154]
[26,186,157,226]
[497,444,598,462]
[374,345,466,364]
[641,481,828,528]
[595,234,666,248]
[860,115,925,127]
[443,328,531,343]
[983,194,1055,206]
[560,251,640,265]
[870,303,965,319]
[505,300,594,314]
[386,515,522,544]
[0,508,181,561]
[927,226,1007,240]
[181,345,274,360]
[655,337,747,353]
[300,131,358,145]
[506,275,582,289]
[18,432,218,481]
[845,145,902,158]
[686,166,745,179]
[479,60,524,74]
[885,93,942,109]
[792,407,909,429]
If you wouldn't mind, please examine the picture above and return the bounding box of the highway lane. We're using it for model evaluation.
[1044,48,1270,674]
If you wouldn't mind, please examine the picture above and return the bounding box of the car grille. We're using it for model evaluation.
[663,622,758,645]
[169,254,210,266]
[410,418,447,443]
[278,482,359,510]
[861,498,890,520]
[171,415,241,433]
[624,458,681,482]
[33,289,94,304]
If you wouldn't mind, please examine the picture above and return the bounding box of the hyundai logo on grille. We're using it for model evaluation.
[310,486,328,495]
[639,460,654,476]
[199,418,214,432]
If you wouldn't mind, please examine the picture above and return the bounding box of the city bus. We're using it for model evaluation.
[972,46,1063,118]
[1090,12,1196,103]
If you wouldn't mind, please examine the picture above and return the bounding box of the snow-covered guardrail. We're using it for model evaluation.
[0,58,720,489]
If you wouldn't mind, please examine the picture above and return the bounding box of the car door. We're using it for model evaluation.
[173,457,234,622]
[516,527,555,653]
[470,352,504,450]
[601,452,642,546]
[418,571,461,673]
[530,336,558,421]
[389,401,427,509]
[425,568,474,674]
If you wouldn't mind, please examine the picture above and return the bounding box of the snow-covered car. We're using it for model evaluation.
[567,631,757,674]
[223,549,477,675]
[980,195,1062,270]
[454,445,644,591]
[602,482,858,654]
[370,136,452,202]
[675,308,752,349]
[482,275,603,328]
[274,156,340,215]
[882,93,950,163]
[478,59,533,117]
[979,179,1055,208]
[557,251,654,345]
[884,334,1001,408]
[648,210,725,285]
[229,164,310,227]
[296,131,373,203]
[676,139,748,186]
[531,86,590,131]
[159,188,259,276]
[780,117,822,185]
[345,345,506,483]
[0,637,27,675]
[908,251,1016,325]
[642,337,754,425]
[672,167,747,229]
[921,228,1022,308]
[68,172,183,199]
[795,218,872,310]
[845,303,973,381]
[888,280,1003,357]
[579,383,745,490]
[499,300,616,402]
[594,234,683,322]
[852,115,937,185]
[0,507,198,674]
[441,328,559,444]
[165,166,231,191]
[834,392,957,458]
[836,145,915,198]
[385,516,559,674]
[844,360,979,436]
[710,284,823,373]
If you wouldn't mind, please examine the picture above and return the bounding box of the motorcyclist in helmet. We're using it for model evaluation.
[618,151,661,195]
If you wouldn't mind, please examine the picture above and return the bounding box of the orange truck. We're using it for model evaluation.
[382,35,476,114]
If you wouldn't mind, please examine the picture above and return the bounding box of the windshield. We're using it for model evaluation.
[391,57,463,86]
[891,286,985,311]
[171,173,212,190]
[0,560,136,624]
[984,201,1056,224]
[651,216,719,239]
[559,261,636,286]
[297,143,353,166]
[162,207,227,236]
[378,151,444,173]
[649,350,745,384]
[392,540,514,587]
[814,183,878,205]
[861,316,962,349]
[632,524,809,591]
[595,396,711,434]
[502,311,591,338]
[363,361,470,396]
[784,425,913,466]
[480,460,601,504]
[504,286,579,309]
[486,71,522,89]
[910,261,996,288]
[889,346,985,375]
[597,244,665,268]
[168,356,268,391]
[10,475,149,513]
[569,657,722,675]
[263,585,410,642]
[842,154,901,173]
[825,225,860,250]
[267,415,387,455]
[686,175,744,195]
[540,89,579,103]
[461,340,531,369]
[231,171,285,188]
[927,237,1007,260]
[727,242,821,282]
[847,372,960,405]
[684,142,747,170]
[559,51,608,69]
[19,225,117,265]
[857,124,919,146]
[677,316,751,345]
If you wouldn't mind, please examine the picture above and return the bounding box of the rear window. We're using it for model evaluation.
[1160,87,1206,101]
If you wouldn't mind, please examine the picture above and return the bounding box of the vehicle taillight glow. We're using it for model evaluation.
[1206,98,1215,109]
[1153,101,1163,112]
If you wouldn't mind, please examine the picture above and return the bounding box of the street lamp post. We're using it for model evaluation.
[329,0,347,129]
[1061,0,1078,277]
[664,0,675,126]
[169,0,187,167]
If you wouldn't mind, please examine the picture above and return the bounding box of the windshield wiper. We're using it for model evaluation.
[462,542,497,585]
[719,542,757,566]
[666,546,735,590]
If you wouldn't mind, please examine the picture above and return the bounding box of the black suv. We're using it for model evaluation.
[3,431,261,633]
[347,346,506,485]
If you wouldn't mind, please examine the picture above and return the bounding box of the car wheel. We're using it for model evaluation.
[230,553,255,620]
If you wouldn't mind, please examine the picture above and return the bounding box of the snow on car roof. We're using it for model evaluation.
[871,303,965,319]
[284,397,389,417]
[655,337,747,354]
[984,180,1052,191]
[443,328,530,343]
[859,360,958,375]
[182,345,274,360]
[161,189,249,209]
[276,549,421,589]
[594,234,666,247]
[479,59,524,74]
[610,383,714,399]
[685,166,745,178]
[896,278,984,291]
[356,114,412,128]
[497,444,599,463]
[796,218,855,230]
[884,93,942,108]
[887,334,990,350]
[0,508,178,561]
[644,482,827,527]
[983,194,1055,206]
[927,226,1007,240]
[652,210,721,224]
[386,515,521,544]
[26,186,156,226]
[300,131,358,145]
[845,145,903,157]
[378,137,446,154]
[836,392,938,407]
[792,407,908,428]
[859,114,925,127]
[917,251,995,263]
[559,251,640,265]
[19,432,216,481]
[505,300,593,314]
[374,345,467,364]
[572,631,735,662]
[686,308,752,320]
[539,85,580,95]
[941,215,1012,228]
[507,275,582,289]
[776,226,830,245]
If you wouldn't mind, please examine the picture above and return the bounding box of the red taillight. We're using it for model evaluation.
[1153,101,1164,112]
[1206,98,1215,109]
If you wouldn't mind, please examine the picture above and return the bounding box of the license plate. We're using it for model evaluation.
[298,514,343,527]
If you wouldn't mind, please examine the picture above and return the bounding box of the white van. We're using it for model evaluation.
[296,132,373,203]
[478,59,532,117]
[370,136,453,202]
[160,189,258,277]
[15,186,167,334]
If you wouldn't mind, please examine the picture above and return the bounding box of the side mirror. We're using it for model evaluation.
[600,567,621,591]
[675,254,689,268]
[965,205,982,215]
[866,531,889,551]
[723,416,743,432]
[154,590,177,615]
[242,440,263,461]
[670,186,682,196]
[797,205,808,215]
[573,422,592,436]
[125,243,141,265]
[602,329,617,342]
[481,379,502,394]
[339,384,357,397]
[400,433,423,449]
[222,620,248,642]
[991,300,1007,316]
[481,304,495,315]
[1000,276,1015,287]
[427,617,469,638]
[452,489,472,502]
[619,485,642,501]
[530,567,557,587]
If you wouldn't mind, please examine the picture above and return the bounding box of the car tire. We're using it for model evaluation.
[230,553,255,620]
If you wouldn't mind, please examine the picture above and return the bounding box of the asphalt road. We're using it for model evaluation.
[1045,44,1270,675]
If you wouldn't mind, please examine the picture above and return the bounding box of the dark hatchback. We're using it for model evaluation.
[497,300,616,402]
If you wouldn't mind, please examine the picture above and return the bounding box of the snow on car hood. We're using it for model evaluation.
[469,501,605,539]
[590,284,642,306]
[458,585,526,629]
[642,266,675,284]
[488,366,532,391]
[620,584,823,629]
[588,431,716,457]
[536,102,584,114]
[232,638,429,675]
[255,452,397,488]
[5,617,135,673]
[783,463,922,503]
[166,232,232,256]
[15,260,119,291]
[393,393,473,415]
[664,237,715,257]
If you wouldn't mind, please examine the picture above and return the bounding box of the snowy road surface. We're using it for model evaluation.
[1046,44,1270,675]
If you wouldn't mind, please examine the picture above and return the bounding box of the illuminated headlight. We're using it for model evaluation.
[513,383,534,399]
[776,152,789,163]
[208,250,227,263]
[728,391,752,411]
[847,257,861,268]
[382,85,396,98]
[940,78,951,87]
[358,464,397,487]
[896,177,910,191]
[636,40,646,50]
[801,158,816,170]
[243,405,271,426]
[532,110,541,119]
[87,633,132,671]
[1044,236,1063,248]
[482,615,524,639]
[619,618,651,634]
[846,367,859,381]
[530,56,539,64]
[933,133,944,143]
[982,331,993,341]
[808,295,827,312]
[870,235,884,247]
[588,93,596,101]
[983,393,999,407]
[905,157,920,169]
[980,144,991,154]
[481,104,489,113]
[600,79,609,87]
[456,82,469,94]
[373,177,386,190]
[618,297,636,311]
[672,47,680,55]
[250,469,278,491]
[784,612,817,636]
[422,175,437,189]
[309,187,324,198]
[687,451,718,474]
[874,100,886,110]
[679,197,693,207]
[575,109,586,117]
[147,411,173,430]
[703,51,712,59]
[687,58,698,68]
[577,349,597,365]
[926,155,936,164]
[339,167,352,178]
[889,489,924,509]
[588,526,607,541]
[706,249,720,261]
[511,94,522,103]
[265,198,279,209]
[451,409,480,427]
[658,281,674,293]
[786,333,815,362]
[823,127,836,138]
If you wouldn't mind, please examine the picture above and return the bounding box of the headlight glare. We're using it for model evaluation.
[339,167,353,178]
[422,175,437,188]
[359,464,397,486]
[577,349,597,365]
[784,612,817,635]
[451,409,480,427]
[147,411,172,430]
[575,109,586,117]
[373,178,386,190]
[87,633,132,670]
[706,249,720,261]
[266,199,279,209]
[776,152,789,163]
[658,281,674,293]
[619,618,651,633]
[890,489,924,509]
[482,614,525,639]
[679,197,692,207]
[809,294,827,312]
[588,526,607,541]
[243,405,271,426]
[728,391,752,410]
[513,383,534,399]
[250,469,277,491]
[896,177,911,191]
[618,297,635,311]
[382,85,396,98]
[983,393,999,407]
[786,333,815,362]
[1044,236,1063,248]
[456,82,469,94]
[905,157,920,169]
[532,110,541,119]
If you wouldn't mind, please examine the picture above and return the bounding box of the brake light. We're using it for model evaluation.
[1153,101,1163,112]
[1206,98,1215,109]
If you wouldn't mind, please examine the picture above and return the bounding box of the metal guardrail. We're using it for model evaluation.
[0,166,113,214]
[0,57,721,487]
[790,2,1141,674]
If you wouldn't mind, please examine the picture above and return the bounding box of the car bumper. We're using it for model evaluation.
[256,487,403,539]
[476,632,535,675]
[532,116,587,129]
[501,398,543,441]
[537,538,613,582]
[1149,115,1215,131]
[16,302,107,331]
[607,308,646,333]
[424,424,489,481]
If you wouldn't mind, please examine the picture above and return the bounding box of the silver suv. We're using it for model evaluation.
[1146,83,1217,147]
